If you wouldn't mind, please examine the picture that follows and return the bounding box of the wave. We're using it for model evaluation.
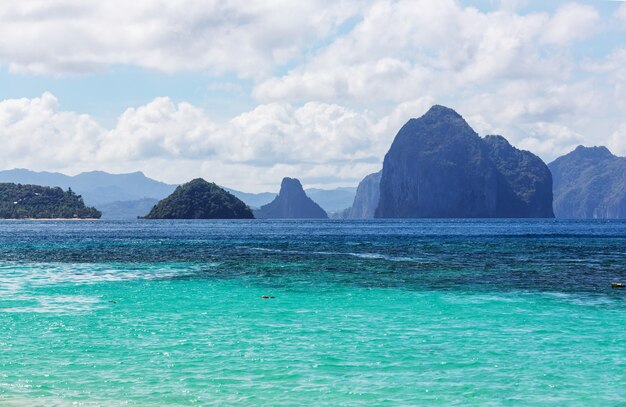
[247,247,419,262]
[0,262,221,314]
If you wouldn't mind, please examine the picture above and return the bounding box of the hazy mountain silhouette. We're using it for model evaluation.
[0,169,176,206]
[549,146,625,218]
[347,171,381,219]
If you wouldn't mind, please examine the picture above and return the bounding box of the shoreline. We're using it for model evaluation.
[0,218,101,221]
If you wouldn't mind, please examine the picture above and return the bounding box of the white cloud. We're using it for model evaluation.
[100,98,219,161]
[456,76,625,161]
[0,92,104,171]
[0,93,385,191]
[226,102,380,165]
[1,2,623,190]
[0,0,357,76]
[608,124,626,155]
[253,1,598,104]
[540,3,599,45]
[585,47,626,108]
[516,122,585,161]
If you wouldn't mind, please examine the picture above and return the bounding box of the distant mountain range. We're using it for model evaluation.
[0,169,356,218]
[96,198,160,220]
[222,188,276,210]
[0,169,177,207]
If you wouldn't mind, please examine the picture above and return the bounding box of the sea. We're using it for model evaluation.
[0,219,625,406]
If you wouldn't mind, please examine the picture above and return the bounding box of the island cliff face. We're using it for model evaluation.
[348,171,381,219]
[144,178,254,219]
[255,177,328,219]
[375,105,554,218]
[549,146,625,219]
[483,135,554,218]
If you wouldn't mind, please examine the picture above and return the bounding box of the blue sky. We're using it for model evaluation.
[0,0,625,191]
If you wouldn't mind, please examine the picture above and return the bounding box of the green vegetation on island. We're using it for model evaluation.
[143,178,254,219]
[0,183,101,219]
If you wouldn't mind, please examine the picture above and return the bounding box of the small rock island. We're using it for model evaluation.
[255,177,328,219]
[0,183,101,219]
[143,178,254,219]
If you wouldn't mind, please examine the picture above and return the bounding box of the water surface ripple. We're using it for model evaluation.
[0,219,625,405]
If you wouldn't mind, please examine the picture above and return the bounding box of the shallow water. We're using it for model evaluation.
[0,219,625,405]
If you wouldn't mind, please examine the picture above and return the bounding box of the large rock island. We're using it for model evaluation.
[255,177,328,219]
[549,146,625,218]
[0,183,101,219]
[143,178,254,219]
[375,105,554,218]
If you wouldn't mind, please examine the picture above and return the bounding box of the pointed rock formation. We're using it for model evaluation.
[255,177,328,219]
[347,171,382,219]
[549,146,625,218]
[143,178,254,219]
[375,105,554,218]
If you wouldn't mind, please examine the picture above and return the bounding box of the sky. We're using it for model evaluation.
[0,0,625,192]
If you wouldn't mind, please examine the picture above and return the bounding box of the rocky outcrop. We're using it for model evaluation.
[144,178,254,219]
[549,146,625,218]
[255,177,328,219]
[483,135,554,218]
[375,105,554,218]
[347,171,382,219]
[376,105,498,218]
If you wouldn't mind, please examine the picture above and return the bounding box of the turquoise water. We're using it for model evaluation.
[0,220,625,406]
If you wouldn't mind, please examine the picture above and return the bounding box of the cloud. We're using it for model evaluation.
[226,102,380,165]
[540,3,599,45]
[100,98,220,161]
[1,2,623,190]
[584,47,626,110]
[0,92,104,171]
[0,93,385,190]
[608,124,626,156]
[0,0,357,76]
[253,1,599,103]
